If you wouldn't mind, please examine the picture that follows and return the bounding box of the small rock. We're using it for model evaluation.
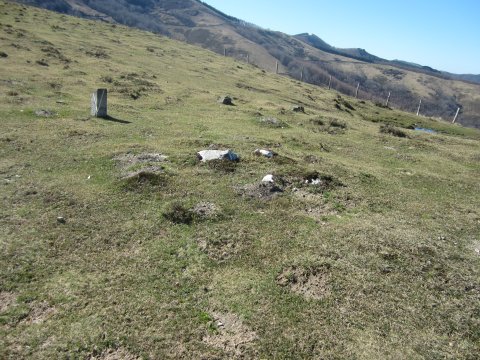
[254,149,274,158]
[35,109,56,118]
[260,117,282,127]
[0,51,8,58]
[219,96,233,105]
[197,149,239,162]
[56,216,66,224]
[262,174,274,183]
[292,105,305,113]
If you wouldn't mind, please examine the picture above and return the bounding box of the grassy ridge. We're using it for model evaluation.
[1,2,479,359]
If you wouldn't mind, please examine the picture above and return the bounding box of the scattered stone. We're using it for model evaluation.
[254,149,274,158]
[302,172,343,192]
[259,117,285,128]
[277,265,331,300]
[292,105,305,113]
[197,149,239,162]
[0,51,8,58]
[262,174,274,183]
[56,216,66,224]
[35,109,56,117]
[218,95,233,105]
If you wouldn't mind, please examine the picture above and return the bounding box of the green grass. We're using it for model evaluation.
[1,2,479,359]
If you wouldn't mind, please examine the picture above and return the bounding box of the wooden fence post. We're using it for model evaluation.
[355,83,360,98]
[301,67,304,82]
[247,54,249,64]
[452,107,460,123]
[224,48,226,56]
[416,99,422,116]
[385,91,391,107]
[328,75,332,90]
[276,61,279,74]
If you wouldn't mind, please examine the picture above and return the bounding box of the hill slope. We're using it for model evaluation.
[1,2,479,359]
[12,0,480,129]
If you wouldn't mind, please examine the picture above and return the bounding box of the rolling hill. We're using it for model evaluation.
[11,0,480,129]
[1,2,479,359]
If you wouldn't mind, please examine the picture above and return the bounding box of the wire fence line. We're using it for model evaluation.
[224,49,469,124]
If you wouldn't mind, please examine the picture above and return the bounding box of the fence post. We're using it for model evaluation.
[416,99,422,116]
[355,83,360,98]
[276,61,279,74]
[224,48,226,56]
[452,107,460,123]
[301,67,304,82]
[247,54,249,64]
[328,75,332,90]
[385,91,391,107]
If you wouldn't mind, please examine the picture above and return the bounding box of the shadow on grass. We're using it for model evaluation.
[101,115,132,124]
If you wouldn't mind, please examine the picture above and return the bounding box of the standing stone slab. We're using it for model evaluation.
[91,89,107,117]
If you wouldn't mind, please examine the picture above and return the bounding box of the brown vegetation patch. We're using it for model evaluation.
[89,348,140,360]
[277,265,331,300]
[380,124,408,138]
[122,166,167,190]
[203,312,257,358]
[22,301,56,324]
[0,292,16,312]
[192,202,219,220]
[114,152,168,170]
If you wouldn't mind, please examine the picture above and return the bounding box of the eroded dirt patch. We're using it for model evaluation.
[196,226,252,261]
[114,152,167,170]
[89,347,140,360]
[114,152,168,189]
[22,301,56,324]
[0,292,16,312]
[237,182,284,200]
[192,202,219,220]
[203,312,257,358]
[277,265,331,300]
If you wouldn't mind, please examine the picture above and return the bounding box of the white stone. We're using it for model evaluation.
[254,149,274,158]
[262,174,274,183]
[197,149,239,162]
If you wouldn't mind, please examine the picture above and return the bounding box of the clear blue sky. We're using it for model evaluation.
[204,0,480,74]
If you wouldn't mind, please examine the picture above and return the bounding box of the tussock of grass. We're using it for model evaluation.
[380,123,408,137]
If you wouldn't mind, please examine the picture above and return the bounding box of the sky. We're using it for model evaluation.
[204,0,480,74]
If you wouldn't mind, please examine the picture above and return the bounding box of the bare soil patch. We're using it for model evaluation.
[0,292,16,312]
[203,312,257,358]
[22,301,56,324]
[237,182,284,200]
[88,348,140,360]
[277,265,331,300]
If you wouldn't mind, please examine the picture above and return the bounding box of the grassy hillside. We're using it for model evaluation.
[14,0,480,129]
[1,2,479,359]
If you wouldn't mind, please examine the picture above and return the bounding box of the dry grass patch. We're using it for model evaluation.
[202,312,257,358]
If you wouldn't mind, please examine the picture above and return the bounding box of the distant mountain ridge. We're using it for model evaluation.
[11,0,480,128]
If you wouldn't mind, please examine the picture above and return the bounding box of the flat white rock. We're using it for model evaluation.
[197,149,239,162]
[262,174,274,183]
